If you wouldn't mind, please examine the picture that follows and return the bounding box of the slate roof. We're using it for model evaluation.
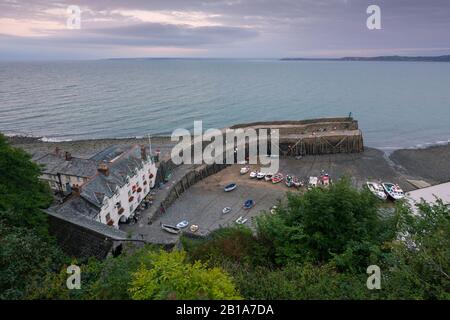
[80,145,149,208]
[35,153,98,178]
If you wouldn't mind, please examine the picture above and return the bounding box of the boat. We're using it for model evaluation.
[161,224,181,234]
[270,205,278,214]
[264,174,273,181]
[249,170,258,178]
[272,173,284,184]
[189,224,199,232]
[285,175,293,187]
[308,176,318,188]
[382,182,405,200]
[176,220,189,229]
[222,207,232,214]
[240,166,250,174]
[320,174,331,187]
[235,216,248,224]
[224,183,237,192]
[366,182,387,200]
[243,199,255,209]
[292,176,302,188]
[257,171,266,179]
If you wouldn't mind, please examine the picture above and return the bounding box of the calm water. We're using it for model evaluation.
[1,59,449,150]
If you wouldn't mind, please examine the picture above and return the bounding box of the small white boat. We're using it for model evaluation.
[308,176,318,188]
[249,170,258,178]
[257,172,266,179]
[235,216,248,224]
[270,205,278,214]
[366,182,387,200]
[176,220,189,229]
[222,207,232,214]
[240,166,250,175]
[161,224,181,234]
[264,174,273,181]
[382,182,405,200]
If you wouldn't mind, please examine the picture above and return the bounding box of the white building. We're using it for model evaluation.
[51,144,158,229]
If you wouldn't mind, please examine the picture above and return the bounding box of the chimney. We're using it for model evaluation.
[72,184,82,196]
[140,145,147,161]
[65,151,72,161]
[98,162,110,176]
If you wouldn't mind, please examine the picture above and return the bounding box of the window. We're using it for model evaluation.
[128,190,131,197]
[129,205,134,212]
[105,213,111,222]
[115,201,122,208]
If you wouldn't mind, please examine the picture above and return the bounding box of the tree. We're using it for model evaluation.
[256,178,398,269]
[382,200,450,299]
[0,134,52,234]
[129,250,241,300]
[0,134,65,299]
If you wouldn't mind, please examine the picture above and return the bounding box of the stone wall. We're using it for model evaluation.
[48,214,117,260]
[149,163,229,223]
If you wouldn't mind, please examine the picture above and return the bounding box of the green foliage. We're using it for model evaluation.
[0,134,52,234]
[232,263,373,300]
[256,177,396,269]
[0,134,66,299]
[0,220,65,299]
[381,200,450,299]
[129,250,241,300]
[182,226,270,266]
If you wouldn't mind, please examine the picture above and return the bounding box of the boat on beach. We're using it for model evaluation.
[222,207,232,214]
[320,174,331,187]
[382,182,405,200]
[224,183,237,192]
[250,170,258,178]
[176,220,189,229]
[264,174,273,181]
[240,166,250,175]
[308,176,318,188]
[285,175,293,187]
[161,224,181,234]
[366,182,387,200]
[243,199,255,209]
[257,171,266,179]
[292,176,302,188]
[272,173,284,184]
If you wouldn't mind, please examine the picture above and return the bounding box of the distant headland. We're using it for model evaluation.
[281,55,450,62]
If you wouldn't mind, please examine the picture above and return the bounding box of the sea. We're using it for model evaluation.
[1,59,449,150]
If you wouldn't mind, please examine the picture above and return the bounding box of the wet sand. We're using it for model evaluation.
[390,144,450,184]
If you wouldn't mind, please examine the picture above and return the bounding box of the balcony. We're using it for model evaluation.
[107,219,114,226]
[118,207,124,215]
[137,187,142,193]
[129,196,134,202]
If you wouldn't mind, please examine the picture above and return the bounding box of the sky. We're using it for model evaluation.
[1,0,450,60]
